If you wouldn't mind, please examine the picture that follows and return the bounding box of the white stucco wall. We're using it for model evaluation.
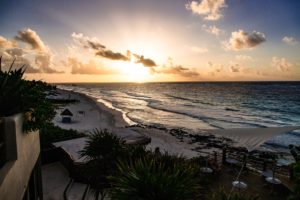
[0,114,40,200]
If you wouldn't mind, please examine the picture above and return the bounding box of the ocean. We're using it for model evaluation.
[58,82,300,151]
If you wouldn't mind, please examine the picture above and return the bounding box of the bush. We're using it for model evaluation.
[40,123,85,149]
[109,154,201,200]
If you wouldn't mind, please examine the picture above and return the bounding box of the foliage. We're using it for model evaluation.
[79,129,127,199]
[208,188,260,200]
[0,57,25,116]
[39,122,85,149]
[80,129,126,162]
[109,153,201,200]
[0,57,56,132]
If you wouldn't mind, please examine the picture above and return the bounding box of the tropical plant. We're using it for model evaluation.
[109,154,201,200]
[80,129,125,162]
[79,129,127,199]
[0,56,56,132]
[0,57,26,116]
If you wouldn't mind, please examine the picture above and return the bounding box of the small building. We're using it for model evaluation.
[60,109,73,123]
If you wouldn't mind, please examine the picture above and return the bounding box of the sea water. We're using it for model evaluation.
[58,82,300,151]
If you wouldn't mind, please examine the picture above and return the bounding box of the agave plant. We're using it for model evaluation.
[79,129,127,199]
[109,154,201,200]
[0,56,55,132]
[0,56,26,117]
[80,129,126,162]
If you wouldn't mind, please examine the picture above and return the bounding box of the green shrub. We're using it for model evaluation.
[109,154,201,200]
[40,123,85,149]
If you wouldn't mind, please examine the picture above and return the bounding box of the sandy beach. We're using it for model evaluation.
[51,89,201,159]
[51,88,300,161]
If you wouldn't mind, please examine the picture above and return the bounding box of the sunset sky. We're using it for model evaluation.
[1,0,300,82]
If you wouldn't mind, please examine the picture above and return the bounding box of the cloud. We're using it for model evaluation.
[272,57,293,72]
[0,36,17,49]
[65,57,117,74]
[208,61,223,73]
[235,55,254,61]
[223,30,266,51]
[96,50,129,61]
[72,32,130,62]
[230,64,240,72]
[130,53,156,67]
[191,46,208,53]
[71,32,105,50]
[185,0,226,21]
[202,25,223,36]
[15,28,47,52]
[282,36,298,45]
[153,57,199,77]
[1,29,62,73]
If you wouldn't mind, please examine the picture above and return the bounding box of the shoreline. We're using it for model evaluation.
[51,88,299,161]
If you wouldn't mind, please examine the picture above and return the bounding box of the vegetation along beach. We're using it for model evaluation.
[1,0,300,200]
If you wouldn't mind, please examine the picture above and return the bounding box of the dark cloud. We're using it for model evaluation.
[87,41,105,50]
[96,50,129,61]
[224,30,266,50]
[72,33,158,67]
[133,54,156,67]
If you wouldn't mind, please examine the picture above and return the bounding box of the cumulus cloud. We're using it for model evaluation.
[185,0,226,21]
[202,25,223,36]
[282,36,298,45]
[223,30,266,51]
[191,46,208,53]
[272,57,293,72]
[1,29,62,73]
[0,36,17,49]
[15,28,47,52]
[65,57,117,74]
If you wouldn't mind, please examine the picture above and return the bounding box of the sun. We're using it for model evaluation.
[117,60,151,82]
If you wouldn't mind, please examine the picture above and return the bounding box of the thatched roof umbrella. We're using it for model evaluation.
[60,109,73,123]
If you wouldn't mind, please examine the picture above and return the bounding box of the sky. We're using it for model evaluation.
[0,0,300,82]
